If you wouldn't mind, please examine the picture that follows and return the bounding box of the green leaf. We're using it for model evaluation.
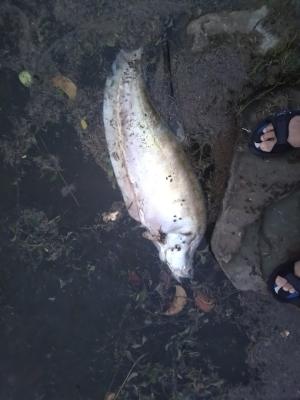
[19,70,33,87]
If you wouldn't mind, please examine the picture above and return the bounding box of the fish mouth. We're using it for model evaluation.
[170,266,193,282]
[164,245,194,281]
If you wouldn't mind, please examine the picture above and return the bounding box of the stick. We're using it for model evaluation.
[237,83,283,115]
[38,135,80,207]
[114,354,146,400]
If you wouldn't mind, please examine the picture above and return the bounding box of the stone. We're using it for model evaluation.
[187,5,279,54]
[211,90,300,292]
[260,190,300,279]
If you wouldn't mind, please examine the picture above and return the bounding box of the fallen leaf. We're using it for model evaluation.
[102,210,120,222]
[19,70,32,87]
[164,285,187,316]
[52,75,77,100]
[128,270,142,287]
[80,118,88,130]
[104,393,115,400]
[194,291,215,313]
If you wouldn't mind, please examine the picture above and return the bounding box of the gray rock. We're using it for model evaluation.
[187,5,278,54]
[260,190,300,279]
[211,93,300,291]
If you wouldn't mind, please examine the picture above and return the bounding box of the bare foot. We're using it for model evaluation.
[294,260,300,278]
[275,260,300,293]
[275,275,296,293]
[256,115,300,152]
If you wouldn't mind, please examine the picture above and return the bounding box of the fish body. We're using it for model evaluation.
[103,49,206,279]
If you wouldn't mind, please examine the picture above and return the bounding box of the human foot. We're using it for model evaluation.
[249,110,300,155]
[256,115,300,152]
[275,260,300,293]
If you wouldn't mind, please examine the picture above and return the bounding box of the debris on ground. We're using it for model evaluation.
[18,70,33,87]
[52,74,77,100]
[80,118,88,130]
[1,1,300,399]
[194,291,215,313]
[164,285,188,316]
[102,210,121,223]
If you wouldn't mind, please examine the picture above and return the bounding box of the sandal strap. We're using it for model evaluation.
[271,111,293,145]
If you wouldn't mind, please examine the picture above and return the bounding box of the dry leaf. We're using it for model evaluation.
[194,291,215,313]
[164,285,187,316]
[128,270,142,287]
[52,75,77,100]
[80,118,88,130]
[102,210,120,222]
[104,393,115,400]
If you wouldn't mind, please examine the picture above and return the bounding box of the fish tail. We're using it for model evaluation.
[112,47,143,74]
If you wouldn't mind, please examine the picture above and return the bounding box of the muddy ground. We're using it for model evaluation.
[1,0,300,399]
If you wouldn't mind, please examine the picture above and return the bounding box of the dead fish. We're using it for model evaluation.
[103,48,206,280]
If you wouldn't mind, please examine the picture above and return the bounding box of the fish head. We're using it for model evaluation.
[159,232,201,281]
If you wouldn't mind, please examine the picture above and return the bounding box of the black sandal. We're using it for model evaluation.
[268,260,300,305]
[249,110,300,156]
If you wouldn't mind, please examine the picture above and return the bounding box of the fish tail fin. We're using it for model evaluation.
[112,47,143,74]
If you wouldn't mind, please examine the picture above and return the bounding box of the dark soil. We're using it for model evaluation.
[1,1,300,399]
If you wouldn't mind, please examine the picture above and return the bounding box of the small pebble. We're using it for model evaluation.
[280,329,290,338]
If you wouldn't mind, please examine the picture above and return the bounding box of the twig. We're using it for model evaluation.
[37,135,80,207]
[105,306,133,394]
[171,353,178,400]
[237,83,283,115]
[219,289,240,302]
[114,354,146,400]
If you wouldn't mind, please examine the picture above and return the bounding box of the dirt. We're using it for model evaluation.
[1,0,300,399]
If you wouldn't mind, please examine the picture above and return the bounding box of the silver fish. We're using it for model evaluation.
[103,48,206,280]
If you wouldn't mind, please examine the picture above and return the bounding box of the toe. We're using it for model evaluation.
[262,123,274,134]
[282,283,295,293]
[260,139,276,152]
[275,276,287,288]
[282,284,289,291]
[261,130,275,141]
